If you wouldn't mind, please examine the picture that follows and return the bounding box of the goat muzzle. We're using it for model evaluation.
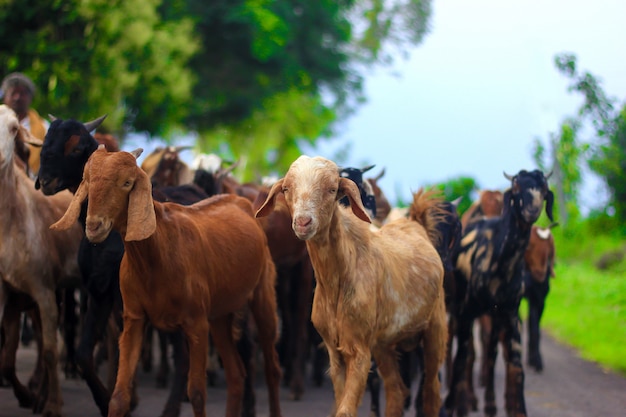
[293,215,314,240]
[85,217,111,243]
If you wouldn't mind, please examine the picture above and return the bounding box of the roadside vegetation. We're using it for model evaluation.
[537,219,626,375]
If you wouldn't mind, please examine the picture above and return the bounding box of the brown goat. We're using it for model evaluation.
[140,145,194,186]
[523,223,557,372]
[256,155,448,417]
[460,189,503,230]
[51,147,282,417]
[0,104,83,417]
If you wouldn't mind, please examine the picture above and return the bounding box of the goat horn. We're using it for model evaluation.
[545,170,553,180]
[48,114,57,121]
[130,148,144,159]
[175,145,194,153]
[360,164,376,174]
[218,159,240,178]
[503,171,515,181]
[83,114,108,133]
[451,196,463,208]
[374,168,386,181]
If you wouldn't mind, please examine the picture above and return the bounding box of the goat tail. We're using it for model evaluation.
[407,187,447,248]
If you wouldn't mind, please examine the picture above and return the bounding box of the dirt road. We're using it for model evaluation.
[1,329,624,417]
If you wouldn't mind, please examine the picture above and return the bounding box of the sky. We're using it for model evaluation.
[301,0,626,212]
[131,0,626,213]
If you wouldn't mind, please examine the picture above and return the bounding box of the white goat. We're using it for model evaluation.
[256,155,448,417]
[0,104,83,417]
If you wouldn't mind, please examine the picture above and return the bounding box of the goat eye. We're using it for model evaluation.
[329,188,337,194]
[123,180,132,188]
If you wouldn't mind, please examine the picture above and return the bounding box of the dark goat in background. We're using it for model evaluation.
[445,170,553,417]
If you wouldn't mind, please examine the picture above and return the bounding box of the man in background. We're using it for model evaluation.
[1,72,48,173]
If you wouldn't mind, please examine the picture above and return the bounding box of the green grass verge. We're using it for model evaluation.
[533,261,626,375]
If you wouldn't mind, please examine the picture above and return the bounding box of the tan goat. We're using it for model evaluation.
[256,155,448,417]
[51,146,282,417]
[0,104,83,417]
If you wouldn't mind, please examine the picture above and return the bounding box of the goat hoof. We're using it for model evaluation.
[528,355,544,372]
[484,402,497,417]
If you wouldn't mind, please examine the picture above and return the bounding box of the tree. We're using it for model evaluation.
[0,0,198,136]
[431,176,479,215]
[553,53,626,225]
[161,0,432,179]
[1,0,434,179]
[533,119,587,225]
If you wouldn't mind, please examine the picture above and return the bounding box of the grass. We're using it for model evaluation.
[521,228,626,375]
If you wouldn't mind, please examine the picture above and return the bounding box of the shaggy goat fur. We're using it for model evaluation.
[256,155,448,417]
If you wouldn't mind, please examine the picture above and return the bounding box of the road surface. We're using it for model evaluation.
[1,329,624,417]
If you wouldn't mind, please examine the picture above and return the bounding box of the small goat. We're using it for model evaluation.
[523,223,557,372]
[51,147,282,417]
[256,155,447,417]
[445,170,554,417]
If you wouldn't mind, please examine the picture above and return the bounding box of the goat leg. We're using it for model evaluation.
[1,304,35,408]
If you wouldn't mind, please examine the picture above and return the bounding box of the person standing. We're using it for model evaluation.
[1,72,49,174]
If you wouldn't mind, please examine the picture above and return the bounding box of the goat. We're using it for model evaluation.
[256,155,448,417]
[338,164,378,219]
[0,104,83,417]
[366,168,392,227]
[37,116,195,417]
[51,147,283,417]
[460,189,503,230]
[523,223,557,372]
[462,191,557,384]
[368,196,463,417]
[445,170,554,417]
[147,146,314,407]
[140,145,194,187]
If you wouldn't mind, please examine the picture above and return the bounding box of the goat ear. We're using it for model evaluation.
[51,179,89,231]
[256,179,283,218]
[544,189,554,222]
[338,177,371,223]
[125,169,156,241]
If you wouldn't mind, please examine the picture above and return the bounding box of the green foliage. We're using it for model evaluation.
[430,176,479,215]
[553,52,626,227]
[0,0,199,136]
[196,87,335,181]
[1,0,433,177]
[588,106,626,222]
[540,261,626,375]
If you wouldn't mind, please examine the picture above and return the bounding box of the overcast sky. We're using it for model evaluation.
[302,0,626,212]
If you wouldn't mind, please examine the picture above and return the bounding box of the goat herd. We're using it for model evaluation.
[0,105,557,417]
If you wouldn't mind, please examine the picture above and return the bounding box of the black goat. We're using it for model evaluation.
[339,164,377,219]
[444,170,553,417]
[36,116,194,417]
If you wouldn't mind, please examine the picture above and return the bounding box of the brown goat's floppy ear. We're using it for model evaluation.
[125,168,156,241]
[50,179,89,231]
[256,178,283,218]
[338,177,371,223]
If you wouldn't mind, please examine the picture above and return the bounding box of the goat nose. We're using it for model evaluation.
[86,219,103,234]
[295,216,312,228]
